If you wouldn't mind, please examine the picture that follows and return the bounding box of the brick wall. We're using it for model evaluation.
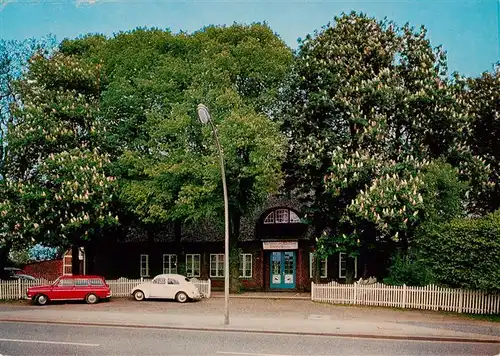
[210,250,264,291]
[23,259,63,281]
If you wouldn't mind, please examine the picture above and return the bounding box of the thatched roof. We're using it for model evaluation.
[121,194,311,243]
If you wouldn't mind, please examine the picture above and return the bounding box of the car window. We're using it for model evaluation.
[58,279,74,287]
[168,278,180,285]
[74,279,89,286]
[153,277,166,284]
[89,279,104,286]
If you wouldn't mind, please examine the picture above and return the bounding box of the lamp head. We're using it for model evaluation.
[197,104,211,125]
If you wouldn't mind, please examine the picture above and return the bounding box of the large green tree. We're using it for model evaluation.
[1,52,117,274]
[0,36,56,277]
[59,25,292,290]
[462,66,500,213]
[282,12,491,280]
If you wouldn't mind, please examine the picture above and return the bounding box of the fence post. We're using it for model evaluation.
[353,283,357,305]
[18,279,22,299]
[311,282,314,301]
[402,284,406,309]
[207,279,211,299]
[458,289,463,313]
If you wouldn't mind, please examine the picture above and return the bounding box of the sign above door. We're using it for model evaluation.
[262,240,298,250]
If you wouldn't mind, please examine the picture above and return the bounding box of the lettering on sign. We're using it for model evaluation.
[262,241,298,250]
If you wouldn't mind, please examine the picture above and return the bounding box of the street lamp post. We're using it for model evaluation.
[197,103,230,326]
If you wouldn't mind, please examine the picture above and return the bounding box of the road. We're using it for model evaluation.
[0,321,499,356]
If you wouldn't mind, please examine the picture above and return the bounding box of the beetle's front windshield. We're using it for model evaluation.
[52,277,61,286]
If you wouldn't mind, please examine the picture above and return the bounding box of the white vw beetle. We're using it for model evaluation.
[131,274,202,303]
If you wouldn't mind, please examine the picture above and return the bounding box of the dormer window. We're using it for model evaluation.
[264,209,301,224]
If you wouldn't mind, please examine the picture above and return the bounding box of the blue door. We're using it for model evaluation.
[270,251,296,289]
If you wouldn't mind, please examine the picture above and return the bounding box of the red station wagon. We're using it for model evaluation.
[27,275,111,305]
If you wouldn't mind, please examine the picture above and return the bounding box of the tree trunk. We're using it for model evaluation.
[312,209,324,284]
[346,256,355,284]
[229,210,241,294]
[0,240,13,279]
[71,241,80,276]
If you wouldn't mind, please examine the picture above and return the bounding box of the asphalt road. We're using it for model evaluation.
[0,322,499,356]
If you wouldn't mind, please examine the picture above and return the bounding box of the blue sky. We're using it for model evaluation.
[0,0,498,77]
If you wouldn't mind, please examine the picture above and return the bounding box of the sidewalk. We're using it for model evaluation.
[1,298,499,343]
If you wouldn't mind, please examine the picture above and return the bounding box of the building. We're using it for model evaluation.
[89,196,361,291]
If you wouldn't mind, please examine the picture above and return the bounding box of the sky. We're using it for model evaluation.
[0,0,498,78]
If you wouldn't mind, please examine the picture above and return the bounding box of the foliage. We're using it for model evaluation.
[61,26,292,232]
[8,247,31,265]
[418,210,500,291]
[57,25,292,291]
[383,253,435,286]
[1,52,118,250]
[282,12,491,270]
[462,66,500,213]
[29,244,59,261]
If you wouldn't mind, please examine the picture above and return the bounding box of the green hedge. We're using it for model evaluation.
[419,210,500,291]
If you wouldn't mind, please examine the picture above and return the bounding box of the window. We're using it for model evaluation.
[140,254,149,277]
[89,279,104,286]
[263,209,300,224]
[186,254,201,277]
[339,253,358,278]
[210,254,225,278]
[168,278,180,285]
[239,254,252,278]
[63,254,72,275]
[163,254,177,274]
[74,279,89,286]
[309,253,328,278]
[275,209,289,223]
[263,212,275,224]
[153,277,166,284]
[289,211,301,223]
[58,279,74,287]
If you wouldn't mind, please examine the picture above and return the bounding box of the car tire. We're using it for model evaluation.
[36,294,49,306]
[133,290,145,301]
[85,293,99,304]
[175,291,188,303]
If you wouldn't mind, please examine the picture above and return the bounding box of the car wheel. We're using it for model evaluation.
[85,293,99,304]
[133,290,145,301]
[175,291,188,303]
[36,294,49,306]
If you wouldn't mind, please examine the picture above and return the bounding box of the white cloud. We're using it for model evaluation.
[75,0,99,7]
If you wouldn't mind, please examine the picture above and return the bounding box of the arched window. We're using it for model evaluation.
[263,209,301,224]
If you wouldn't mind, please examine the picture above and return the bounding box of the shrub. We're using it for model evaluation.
[419,210,500,291]
[383,253,435,286]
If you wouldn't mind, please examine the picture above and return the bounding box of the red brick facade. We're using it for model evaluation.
[23,259,63,281]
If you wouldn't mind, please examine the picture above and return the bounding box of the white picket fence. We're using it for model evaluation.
[312,281,500,314]
[0,278,211,300]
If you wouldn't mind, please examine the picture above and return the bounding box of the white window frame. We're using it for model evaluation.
[263,209,300,224]
[163,254,177,274]
[289,211,301,223]
[185,254,201,277]
[263,211,275,224]
[339,253,358,278]
[275,208,289,223]
[210,253,225,278]
[309,253,327,278]
[140,254,149,277]
[63,254,72,276]
[239,253,252,278]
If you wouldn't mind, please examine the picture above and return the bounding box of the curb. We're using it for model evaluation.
[210,295,310,300]
[1,319,499,344]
